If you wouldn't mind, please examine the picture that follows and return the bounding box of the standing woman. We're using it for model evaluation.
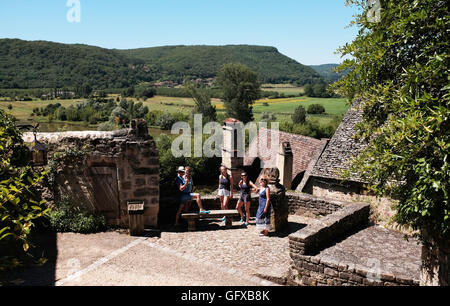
[218,166,234,213]
[256,177,271,237]
[236,172,258,227]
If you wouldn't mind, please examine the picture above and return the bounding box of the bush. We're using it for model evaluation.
[157,112,189,130]
[280,116,341,139]
[260,112,277,122]
[136,86,156,99]
[145,110,163,127]
[292,105,306,124]
[0,110,47,269]
[98,121,116,131]
[48,196,107,234]
[307,104,326,115]
[157,113,176,130]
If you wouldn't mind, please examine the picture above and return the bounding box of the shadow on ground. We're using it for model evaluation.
[271,222,308,238]
[0,230,57,286]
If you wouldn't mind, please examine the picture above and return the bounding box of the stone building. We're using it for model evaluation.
[22,120,160,228]
[243,127,329,190]
[298,101,368,199]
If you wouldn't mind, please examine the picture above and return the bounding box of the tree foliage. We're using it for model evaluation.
[120,45,322,85]
[0,110,47,265]
[292,106,307,124]
[333,0,449,239]
[156,134,221,198]
[0,40,323,89]
[185,83,217,123]
[217,63,261,123]
[307,104,326,115]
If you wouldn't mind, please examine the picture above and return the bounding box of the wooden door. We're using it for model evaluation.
[90,167,120,221]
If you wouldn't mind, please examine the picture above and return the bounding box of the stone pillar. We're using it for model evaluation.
[277,142,293,191]
[260,168,289,233]
[222,118,244,187]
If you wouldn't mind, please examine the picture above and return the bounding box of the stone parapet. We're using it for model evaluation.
[289,202,370,256]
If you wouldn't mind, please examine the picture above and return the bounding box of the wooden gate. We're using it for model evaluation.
[90,167,120,222]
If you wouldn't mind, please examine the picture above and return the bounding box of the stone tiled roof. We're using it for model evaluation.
[244,128,328,180]
[309,101,366,183]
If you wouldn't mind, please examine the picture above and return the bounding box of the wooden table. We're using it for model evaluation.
[181,210,240,231]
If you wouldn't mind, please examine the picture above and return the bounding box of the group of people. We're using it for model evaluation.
[174,165,271,237]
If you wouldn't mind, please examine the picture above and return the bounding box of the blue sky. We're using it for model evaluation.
[0,0,360,65]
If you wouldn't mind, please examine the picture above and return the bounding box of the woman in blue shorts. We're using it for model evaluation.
[236,172,258,227]
[218,166,234,210]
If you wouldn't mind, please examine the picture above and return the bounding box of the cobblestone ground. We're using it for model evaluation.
[152,215,313,282]
[317,225,422,282]
[1,216,423,286]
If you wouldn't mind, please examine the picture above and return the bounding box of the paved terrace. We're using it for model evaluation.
[1,215,421,286]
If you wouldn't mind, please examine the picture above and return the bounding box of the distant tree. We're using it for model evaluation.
[217,63,260,123]
[75,84,92,98]
[312,83,327,97]
[111,99,149,124]
[303,84,314,97]
[307,104,326,115]
[185,82,217,123]
[292,105,306,124]
[122,86,135,98]
[7,104,12,110]
[97,90,107,98]
[304,82,332,98]
[55,106,67,121]
[136,86,156,99]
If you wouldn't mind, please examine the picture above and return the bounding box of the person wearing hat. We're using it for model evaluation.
[183,166,209,215]
[236,172,258,227]
[174,166,210,227]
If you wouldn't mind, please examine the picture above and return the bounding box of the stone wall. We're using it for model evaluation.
[289,202,370,256]
[307,177,400,230]
[160,192,345,225]
[285,192,343,218]
[287,253,419,286]
[288,201,420,286]
[23,120,160,228]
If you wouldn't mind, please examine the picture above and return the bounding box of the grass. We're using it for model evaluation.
[261,84,304,96]
[253,97,348,115]
[0,99,85,121]
[0,95,349,131]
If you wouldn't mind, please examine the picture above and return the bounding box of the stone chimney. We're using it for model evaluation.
[222,118,244,187]
[277,142,293,190]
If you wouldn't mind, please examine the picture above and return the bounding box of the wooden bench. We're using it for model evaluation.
[181,210,240,231]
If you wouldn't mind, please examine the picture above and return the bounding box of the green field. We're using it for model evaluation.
[0,95,349,132]
[253,97,348,115]
[261,84,305,96]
